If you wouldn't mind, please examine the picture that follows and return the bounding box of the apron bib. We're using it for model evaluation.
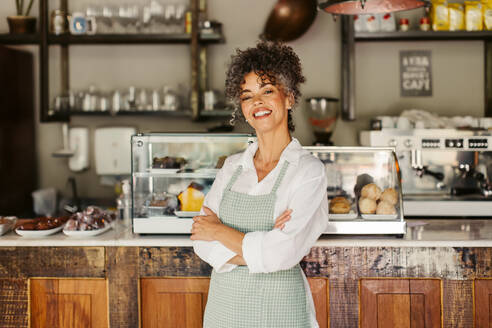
[203,161,310,328]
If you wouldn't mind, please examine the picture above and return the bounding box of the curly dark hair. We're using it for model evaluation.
[225,41,306,132]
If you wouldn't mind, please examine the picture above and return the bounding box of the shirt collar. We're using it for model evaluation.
[238,137,303,170]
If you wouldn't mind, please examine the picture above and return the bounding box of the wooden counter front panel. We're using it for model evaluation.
[30,278,108,328]
[140,277,329,328]
[360,279,441,328]
[140,278,210,328]
[308,278,329,328]
[474,279,492,328]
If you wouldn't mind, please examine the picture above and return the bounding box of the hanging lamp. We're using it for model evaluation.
[318,0,427,15]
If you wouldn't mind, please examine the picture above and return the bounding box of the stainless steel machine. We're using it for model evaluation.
[360,129,492,217]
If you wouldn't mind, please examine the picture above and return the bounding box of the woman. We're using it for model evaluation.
[191,41,328,328]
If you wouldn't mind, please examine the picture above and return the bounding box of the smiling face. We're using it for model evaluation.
[239,71,293,135]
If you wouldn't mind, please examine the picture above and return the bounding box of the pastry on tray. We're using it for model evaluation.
[178,182,205,212]
[64,206,115,231]
[358,197,377,214]
[329,196,351,214]
[360,183,382,201]
[152,156,187,169]
[376,201,397,215]
[380,188,398,205]
[17,216,69,231]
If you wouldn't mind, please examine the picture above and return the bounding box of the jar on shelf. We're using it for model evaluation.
[420,17,431,31]
[399,18,410,31]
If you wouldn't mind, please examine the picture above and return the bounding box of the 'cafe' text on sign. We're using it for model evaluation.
[400,50,432,97]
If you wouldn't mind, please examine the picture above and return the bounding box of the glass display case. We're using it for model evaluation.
[131,133,255,234]
[306,147,406,236]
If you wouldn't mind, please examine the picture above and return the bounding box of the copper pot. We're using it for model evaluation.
[263,0,318,42]
[7,16,37,34]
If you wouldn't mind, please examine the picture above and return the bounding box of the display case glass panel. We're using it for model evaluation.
[131,133,254,233]
[306,147,405,235]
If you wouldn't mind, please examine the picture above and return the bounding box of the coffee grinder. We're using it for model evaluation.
[306,97,339,145]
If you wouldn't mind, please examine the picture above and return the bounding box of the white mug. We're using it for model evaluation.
[396,116,412,130]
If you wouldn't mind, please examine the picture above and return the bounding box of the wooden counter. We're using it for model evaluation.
[0,219,491,327]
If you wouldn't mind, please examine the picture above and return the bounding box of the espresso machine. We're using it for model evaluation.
[360,129,492,217]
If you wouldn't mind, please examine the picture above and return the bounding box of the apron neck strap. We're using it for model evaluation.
[225,165,243,191]
[270,161,289,194]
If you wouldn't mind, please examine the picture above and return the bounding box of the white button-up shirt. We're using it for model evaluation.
[193,138,328,327]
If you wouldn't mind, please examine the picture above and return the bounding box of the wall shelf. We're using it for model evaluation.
[341,15,492,120]
[355,31,492,42]
[0,34,40,45]
[47,109,232,120]
[200,109,234,117]
[47,33,224,45]
[3,0,224,122]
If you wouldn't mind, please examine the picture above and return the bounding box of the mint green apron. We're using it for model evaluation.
[203,161,310,328]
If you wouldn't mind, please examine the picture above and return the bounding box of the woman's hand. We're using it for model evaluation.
[273,209,292,230]
[190,206,223,241]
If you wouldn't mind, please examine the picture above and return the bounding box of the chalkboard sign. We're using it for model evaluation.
[400,50,432,97]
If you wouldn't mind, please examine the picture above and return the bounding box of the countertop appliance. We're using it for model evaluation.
[95,127,136,175]
[360,129,492,217]
[306,97,338,146]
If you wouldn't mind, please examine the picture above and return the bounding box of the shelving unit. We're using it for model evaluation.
[340,16,492,120]
[47,32,224,45]
[355,30,492,41]
[48,109,233,121]
[0,34,40,44]
[0,0,226,122]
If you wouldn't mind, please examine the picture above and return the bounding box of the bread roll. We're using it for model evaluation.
[359,197,377,214]
[380,188,398,205]
[329,197,351,214]
[361,183,382,201]
[376,201,397,215]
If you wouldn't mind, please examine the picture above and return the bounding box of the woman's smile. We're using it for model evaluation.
[252,108,272,119]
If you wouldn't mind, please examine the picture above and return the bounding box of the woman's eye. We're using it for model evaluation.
[240,96,251,102]
[264,89,273,94]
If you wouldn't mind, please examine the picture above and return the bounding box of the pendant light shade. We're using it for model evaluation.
[319,0,426,15]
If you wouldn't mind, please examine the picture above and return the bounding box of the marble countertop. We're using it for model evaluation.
[0,219,491,247]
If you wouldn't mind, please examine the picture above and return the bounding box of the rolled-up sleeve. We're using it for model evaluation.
[242,161,328,273]
[192,158,238,273]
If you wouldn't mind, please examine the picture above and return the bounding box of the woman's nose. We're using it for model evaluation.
[252,94,264,105]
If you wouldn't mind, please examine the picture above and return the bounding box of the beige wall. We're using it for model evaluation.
[0,1,485,198]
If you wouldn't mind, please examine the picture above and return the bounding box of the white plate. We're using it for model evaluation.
[0,217,17,236]
[361,214,398,221]
[328,211,358,220]
[63,224,112,237]
[175,211,200,218]
[15,224,64,237]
